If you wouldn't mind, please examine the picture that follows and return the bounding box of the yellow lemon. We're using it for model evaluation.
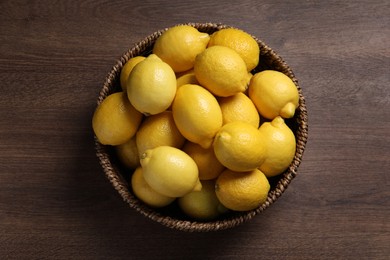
[194,45,248,97]
[213,121,267,172]
[259,116,296,177]
[136,111,185,157]
[140,146,201,197]
[248,70,299,119]
[218,92,260,128]
[115,136,140,169]
[153,25,210,72]
[215,168,270,211]
[92,92,143,145]
[131,167,175,207]
[208,28,260,71]
[127,54,176,115]
[178,180,228,220]
[182,141,225,180]
[172,84,222,149]
[176,71,199,88]
[119,56,145,91]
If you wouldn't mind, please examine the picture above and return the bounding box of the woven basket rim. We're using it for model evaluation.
[94,22,308,232]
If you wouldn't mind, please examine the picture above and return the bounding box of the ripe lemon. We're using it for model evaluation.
[92,92,143,145]
[218,92,260,128]
[178,180,228,220]
[119,56,145,91]
[136,111,185,157]
[259,116,296,177]
[127,54,176,115]
[172,84,222,149]
[213,121,267,172]
[115,136,140,169]
[208,28,260,71]
[131,167,175,207]
[248,70,299,119]
[182,141,225,180]
[176,71,199,88]
[215,168,270,211]
[153,25,210,72]
[194,45,248,97]
[140,146,201,197]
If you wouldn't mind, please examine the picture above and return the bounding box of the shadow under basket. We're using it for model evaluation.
[94,22,309,232]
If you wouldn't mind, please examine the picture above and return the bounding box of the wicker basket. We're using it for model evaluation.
[94,22,308,232]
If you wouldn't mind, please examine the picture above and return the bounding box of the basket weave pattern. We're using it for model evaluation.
[94,22,308,232]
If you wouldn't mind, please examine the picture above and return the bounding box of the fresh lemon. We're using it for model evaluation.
[140,146,201,197]
[259,116,296,177]
[115,136,140,169]
[127,54,176,115]
[172,84,222,149]
[208,28,260,71]
[194,45,248,97]
[215,168,270,211]
[248,70,299,119]
[92,92,143,145]
[131,167,175,207]
[178,180,228,220]
[136,111,185,157]
[213,121,267,172]
[153,25,210,72]
[182,141,225,180]
[218,92,260,128]
[119,56,145,91]
[176,71,199,88]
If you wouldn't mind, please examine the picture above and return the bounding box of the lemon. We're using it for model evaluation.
[131,167,175,207]
[208,28,260,71]
[127,54,176,115]
[140,146,201,197]
[248,70,299,119]
[215,168,270,211]
[176,71,199,88]
[153,25,210,72]
[115,136,140,169]
[218,92,260,128]
[259,116,296,177]
[182,141,225,180]
[119,56,145,91]
[178,180,228,220]
[92,92,143,145]
[213,121,267,172]
[136,111,185,157]
[172,84,222,149]
[194,45,248,97]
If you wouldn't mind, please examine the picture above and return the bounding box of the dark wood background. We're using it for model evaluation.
[1,0,389,259]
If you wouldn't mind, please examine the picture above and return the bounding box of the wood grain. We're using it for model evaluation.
[0,0,389,259]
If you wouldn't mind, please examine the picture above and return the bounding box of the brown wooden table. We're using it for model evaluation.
[1,1,389,259]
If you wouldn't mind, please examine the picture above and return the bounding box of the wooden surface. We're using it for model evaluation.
[1,0,389,259]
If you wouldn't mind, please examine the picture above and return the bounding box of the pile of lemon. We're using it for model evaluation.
[92,25,299,221]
